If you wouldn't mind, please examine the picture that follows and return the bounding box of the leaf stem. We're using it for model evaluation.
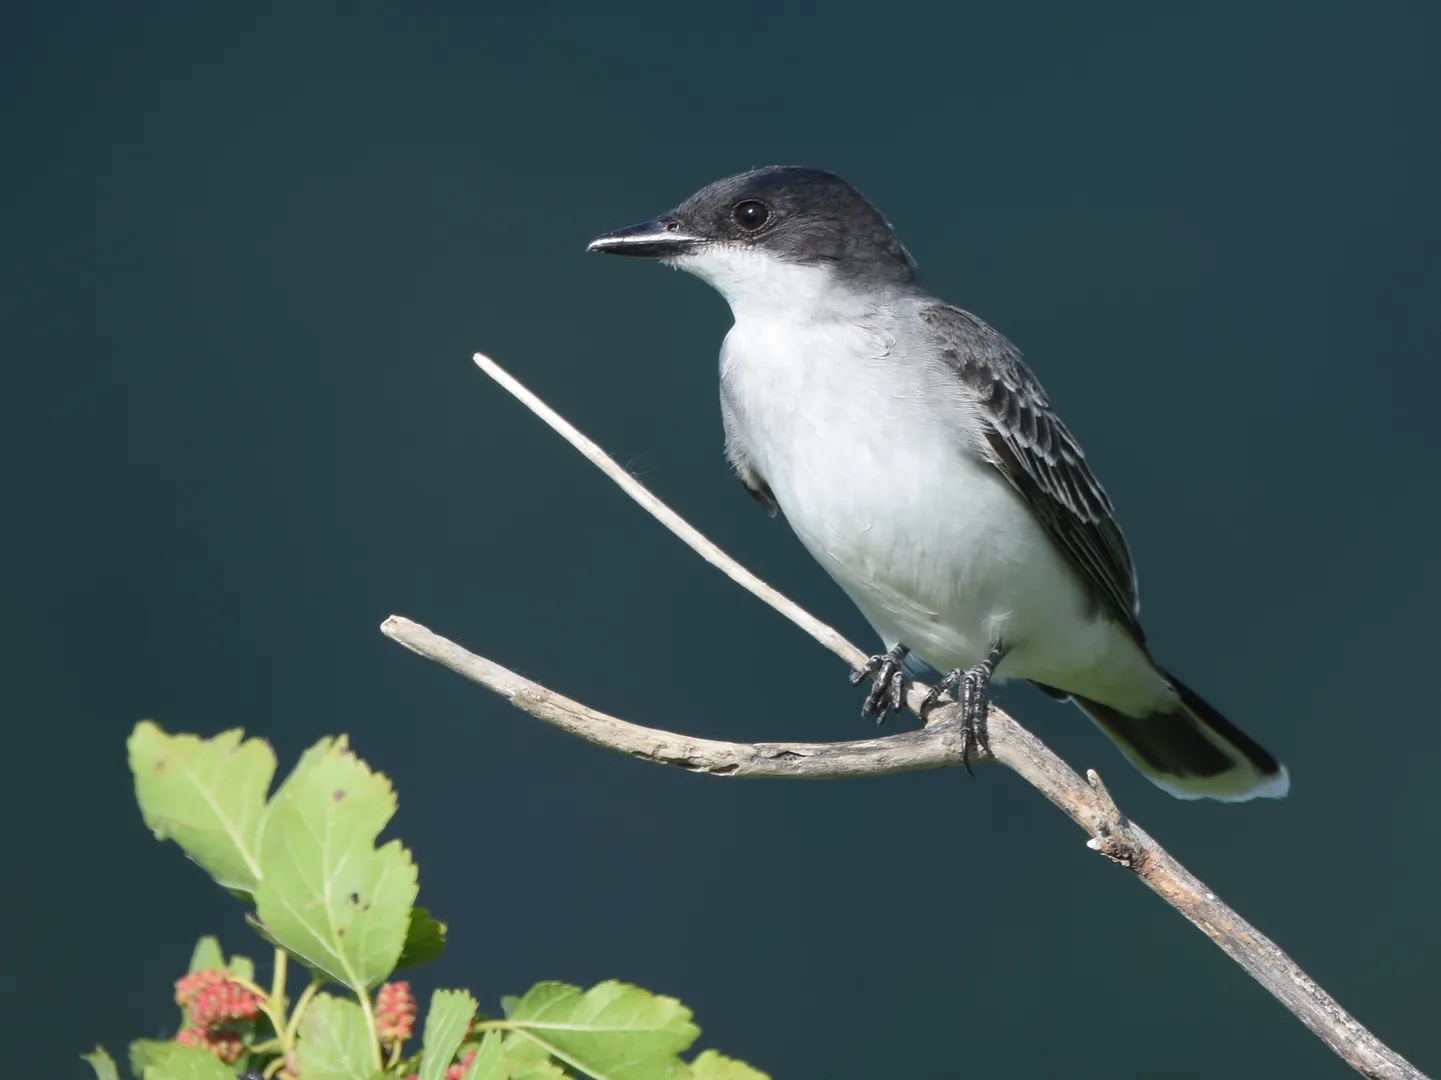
[229,975,288,1039]
[269,948,288,1016]
[357,986,383,1073]
[283,978,322,1047]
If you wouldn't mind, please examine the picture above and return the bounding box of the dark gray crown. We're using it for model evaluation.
[670,166,917,286]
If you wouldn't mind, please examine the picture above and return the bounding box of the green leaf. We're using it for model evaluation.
[187,936,226,974]
[253,736,417,991]
[502,1030,551,1062]
[130,1039,173,1078]
[509,1059,567,1080]
[242,912,287,953]
[688,1051,770,1080]
[459,1032,505,1080]
[81,1046,120,1080]
[227,953,255,983]
[141,1044,235,1080]
[295,992,380,1080]
[479,1031,565,1080]
[418,990,478,1080]
[129,722,275,895]
[505,981,699,1080]
[395,907,447,971]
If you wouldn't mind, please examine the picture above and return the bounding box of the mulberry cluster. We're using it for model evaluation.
[188,980,263,1027]
[174,969,227,1006]
[376,980,417,1044]
[172,968,262,1063]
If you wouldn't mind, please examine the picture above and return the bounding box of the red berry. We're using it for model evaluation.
[188,980,263,1026]
[375,980,418,1044]
[174,969,227,1007]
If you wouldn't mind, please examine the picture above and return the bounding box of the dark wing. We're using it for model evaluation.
[919,303,1144,641]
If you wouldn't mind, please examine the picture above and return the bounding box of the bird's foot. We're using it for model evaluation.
[850,643,910,723]
[920,645,1006,774]
[955,666,994,774]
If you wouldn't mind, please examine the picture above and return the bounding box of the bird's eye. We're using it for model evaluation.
[733,200,770,230]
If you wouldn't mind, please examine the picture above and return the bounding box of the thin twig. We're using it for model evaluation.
[381,352,1427,1080]
[468,353,921,707]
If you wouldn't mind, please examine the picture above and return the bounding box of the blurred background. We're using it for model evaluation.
[5,2,1439,1077]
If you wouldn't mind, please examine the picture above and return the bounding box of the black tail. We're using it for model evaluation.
[1072,672,1288,801]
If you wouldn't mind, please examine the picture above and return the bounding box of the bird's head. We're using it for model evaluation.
[588,166,916,310]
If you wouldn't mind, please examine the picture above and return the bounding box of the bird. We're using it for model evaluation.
[587,166,1287,802]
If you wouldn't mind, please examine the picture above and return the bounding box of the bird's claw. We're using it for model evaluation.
[851,644,910,722]
[955,668,993,774]
[919,668,964,718]
[919,654,1000,775]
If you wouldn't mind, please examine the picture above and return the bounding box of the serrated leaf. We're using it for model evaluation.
[688,1051,770,1080]
[295,993,379,1080]
[395,907,447,971]
[82,1046,120,1080]
[141,1044,235,1080]
[459,1031,504,1080]
[418,990,477,1080]
[253,736,416,990]
[129,722,274,895]
[187,937,226,974]
[130,1039,173,1078]
[505,981,698,1080]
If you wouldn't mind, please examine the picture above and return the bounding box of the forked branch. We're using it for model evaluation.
[379,352,1426,1080]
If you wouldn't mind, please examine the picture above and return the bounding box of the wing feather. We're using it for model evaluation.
[919,303,1143,640]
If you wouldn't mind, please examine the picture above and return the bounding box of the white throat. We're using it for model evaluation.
[669,244,867,323]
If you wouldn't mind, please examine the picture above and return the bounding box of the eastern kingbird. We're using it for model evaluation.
[588,166,1287,802]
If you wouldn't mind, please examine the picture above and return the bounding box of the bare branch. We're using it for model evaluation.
[380,351,1427,1080]
[382,615,979,778]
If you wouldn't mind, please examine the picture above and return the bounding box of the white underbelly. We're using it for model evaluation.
[783,444,1070,658]
[767,430,1161,710]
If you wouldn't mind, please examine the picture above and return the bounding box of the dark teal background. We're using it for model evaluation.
[5,3,1439,1077]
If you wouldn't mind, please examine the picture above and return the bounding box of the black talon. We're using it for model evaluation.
[851,643,910,722]
[927,643,1007,775]
[920,669,964,718]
